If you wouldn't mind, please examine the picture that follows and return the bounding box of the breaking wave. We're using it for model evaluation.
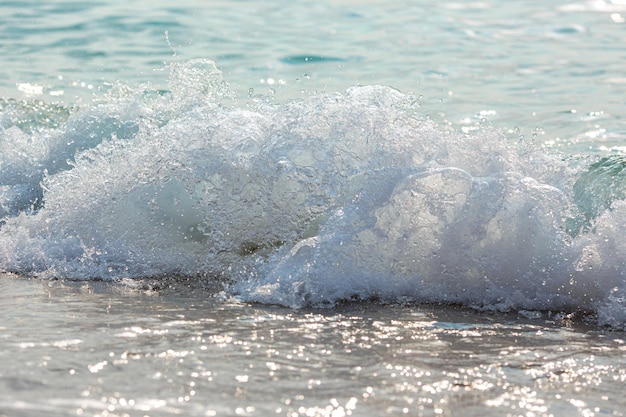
[0,60,624,328]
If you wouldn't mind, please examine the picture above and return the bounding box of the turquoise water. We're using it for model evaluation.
[2,0,625,146]
[1,1,626,416]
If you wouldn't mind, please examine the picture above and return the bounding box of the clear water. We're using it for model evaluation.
[2,0,625,145]
[2,276,625,417]
[1,1,626,416]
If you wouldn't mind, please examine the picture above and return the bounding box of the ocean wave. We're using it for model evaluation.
[0,60,624,329]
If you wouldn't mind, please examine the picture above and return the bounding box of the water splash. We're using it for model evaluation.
[0,60,624,328]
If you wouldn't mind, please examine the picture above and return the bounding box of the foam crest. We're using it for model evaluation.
[0,60,624,328]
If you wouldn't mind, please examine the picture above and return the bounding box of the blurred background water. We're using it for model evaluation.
[1,0,625,150]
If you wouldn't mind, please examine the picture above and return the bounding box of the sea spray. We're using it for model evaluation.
[0,60,624,328]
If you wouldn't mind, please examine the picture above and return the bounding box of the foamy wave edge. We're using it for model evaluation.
[0,60,624,329]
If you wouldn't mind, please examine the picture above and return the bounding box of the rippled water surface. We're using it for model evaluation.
[1,0,625,146]
[1,276,625,417]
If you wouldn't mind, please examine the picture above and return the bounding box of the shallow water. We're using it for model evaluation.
[1,275,624,417]
[2,1,626,416]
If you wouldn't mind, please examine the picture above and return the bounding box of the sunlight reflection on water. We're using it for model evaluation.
[1,277,624,416]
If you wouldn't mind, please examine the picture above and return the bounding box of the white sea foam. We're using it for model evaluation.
[0,60,624,328]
